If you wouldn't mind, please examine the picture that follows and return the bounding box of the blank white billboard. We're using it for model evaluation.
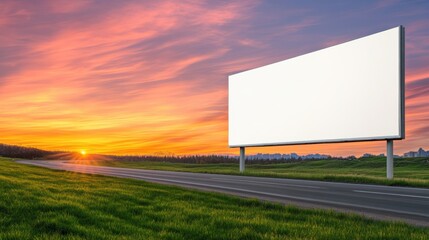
[229,26,404,147]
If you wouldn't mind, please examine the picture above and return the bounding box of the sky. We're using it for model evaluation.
[0,0,428,156]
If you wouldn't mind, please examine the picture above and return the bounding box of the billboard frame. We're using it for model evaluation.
[229,26,405,179]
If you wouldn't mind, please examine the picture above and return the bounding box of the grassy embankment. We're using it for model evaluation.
[74,157,429,188]
[1,157,429,239]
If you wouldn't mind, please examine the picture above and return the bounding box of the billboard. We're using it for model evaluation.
[229,26,404,148]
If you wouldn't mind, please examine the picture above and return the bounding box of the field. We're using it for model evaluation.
[0,157,428,239]
[73,157,429,188]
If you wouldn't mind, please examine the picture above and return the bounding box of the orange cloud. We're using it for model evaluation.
[0,0,428,157]
[0,0,260,155]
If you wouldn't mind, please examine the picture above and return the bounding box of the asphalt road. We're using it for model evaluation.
[18,160,429,226]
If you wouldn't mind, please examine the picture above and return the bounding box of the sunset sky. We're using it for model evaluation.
[1,0,428,156]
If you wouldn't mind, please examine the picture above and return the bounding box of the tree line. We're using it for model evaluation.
[0,143,51,159]
[0,143,347,164]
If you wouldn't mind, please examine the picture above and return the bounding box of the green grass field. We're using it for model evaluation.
[1,157,429,239]
[73,157,429,188]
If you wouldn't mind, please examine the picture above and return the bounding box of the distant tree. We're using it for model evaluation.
[0,144,51,159]
[1,143,341,164]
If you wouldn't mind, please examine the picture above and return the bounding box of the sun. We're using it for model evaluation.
[80,150,87,156]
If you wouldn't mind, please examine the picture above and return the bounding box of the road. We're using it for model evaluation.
[18,160,429,226]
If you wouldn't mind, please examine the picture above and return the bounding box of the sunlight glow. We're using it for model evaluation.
[0,1,428,157]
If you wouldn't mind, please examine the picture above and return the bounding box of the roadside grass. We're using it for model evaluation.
[1,157,429,239]
[72,157,429,188]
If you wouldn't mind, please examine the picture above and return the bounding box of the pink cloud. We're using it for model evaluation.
[1,0,428,156]
[48,0,91,13]
[0,0,259,155]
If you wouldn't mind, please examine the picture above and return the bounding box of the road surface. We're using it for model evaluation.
[18,160,429,226]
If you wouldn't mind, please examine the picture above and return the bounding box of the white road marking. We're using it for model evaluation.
[353,190,429,199]
[85,170,429,218]
[51,161,429,192]
[20,161,429,219]
[210,178,322,189]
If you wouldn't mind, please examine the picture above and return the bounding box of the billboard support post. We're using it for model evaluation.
[387,140,394,179]
[240,147,245,172]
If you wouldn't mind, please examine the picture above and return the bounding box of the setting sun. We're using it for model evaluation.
[80,150,87,156]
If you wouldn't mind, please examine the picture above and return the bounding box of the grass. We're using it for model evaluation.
[0,157,428,239]
[73,157,429,188]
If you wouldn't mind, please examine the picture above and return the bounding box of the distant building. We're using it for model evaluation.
[244,147,428,160]
[402,147,428,158]
[417,148,428,157]
[246,152,329,160]
[404,151,417,157]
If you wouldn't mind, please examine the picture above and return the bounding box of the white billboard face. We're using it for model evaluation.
[229,26,404,147]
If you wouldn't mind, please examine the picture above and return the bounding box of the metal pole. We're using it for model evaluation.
[240,147,245,173]
[387,140,394,180]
